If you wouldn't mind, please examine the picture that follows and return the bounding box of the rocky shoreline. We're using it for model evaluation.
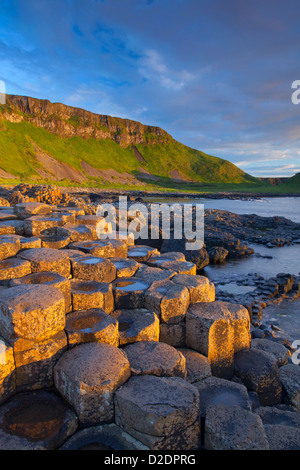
[0,184,299,450]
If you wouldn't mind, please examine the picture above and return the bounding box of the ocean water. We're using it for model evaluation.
[144,196,300,339]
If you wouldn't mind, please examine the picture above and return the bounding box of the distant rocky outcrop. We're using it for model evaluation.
[3,95,172,148]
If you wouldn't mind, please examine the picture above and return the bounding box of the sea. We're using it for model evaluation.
[144,196,300,341]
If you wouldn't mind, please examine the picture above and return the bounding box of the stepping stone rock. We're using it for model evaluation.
[70,279,114,313]
[279,363,300,411]
[112,278,151,309]
[127,245,159,262]
[177,348,211,383]
[186,301,251,379]
[18,236,41,250]
[111,309,159,346]
[144,279,190,324]
[134,264,175,283]
[57,223,98,242]
[172,274,215,302]
[251,338,289,367]
[11,271,72,313]
[234,348,282,406]
[0,390,78,450]
[54,342,131,426]
[71,256,116,283]
[204,404,269,450]
[0,257,31,283]
[115,375,200,450]
[18,248,71,278]
[110,257,138,278]
[193,376,252,417]
[24,215,62,237]
[14,202,52,219]
[60,423,149,450]
[69,240,116,258]
[40,234,70,250]
[0,284,65,343]
[155,260,197,275]
[65,308,119,348]
[123,341,186,378]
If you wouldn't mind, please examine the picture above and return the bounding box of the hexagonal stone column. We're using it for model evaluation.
[110,257,138,278]
[172,274,215,302]
[14,202,52,219]
[0,284,65,343]
[127,245,159,262]
[112,278,151,309]
[11,271,72,313]
[145,279,190,324]
[0,390,78,450]
[69,240,114,257]
[65,308,119,348]
[177,348,211,383]
[279,363,300,411]
[204,404,269,450]
[0,257,31,284]
[123,341,186,378]
[57,223,98,242]
[111,309,159,346]
[13,330,68,391]
[70,280,114,313]
[18,248,71,278]
[186,301,251,379]
[71,256,116,283]
[54,343,131,426]
[234,348,282,406]
[115,375,200,450]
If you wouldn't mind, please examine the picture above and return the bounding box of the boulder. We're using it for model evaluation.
[279,363,300,411]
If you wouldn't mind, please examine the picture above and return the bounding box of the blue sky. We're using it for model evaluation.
[1,0,300,177]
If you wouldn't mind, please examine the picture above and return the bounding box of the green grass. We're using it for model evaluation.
[0,109,299,195]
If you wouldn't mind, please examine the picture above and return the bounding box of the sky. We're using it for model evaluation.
[0,0,300,178]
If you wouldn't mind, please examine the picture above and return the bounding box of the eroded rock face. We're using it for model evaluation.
[54,342,131,426]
